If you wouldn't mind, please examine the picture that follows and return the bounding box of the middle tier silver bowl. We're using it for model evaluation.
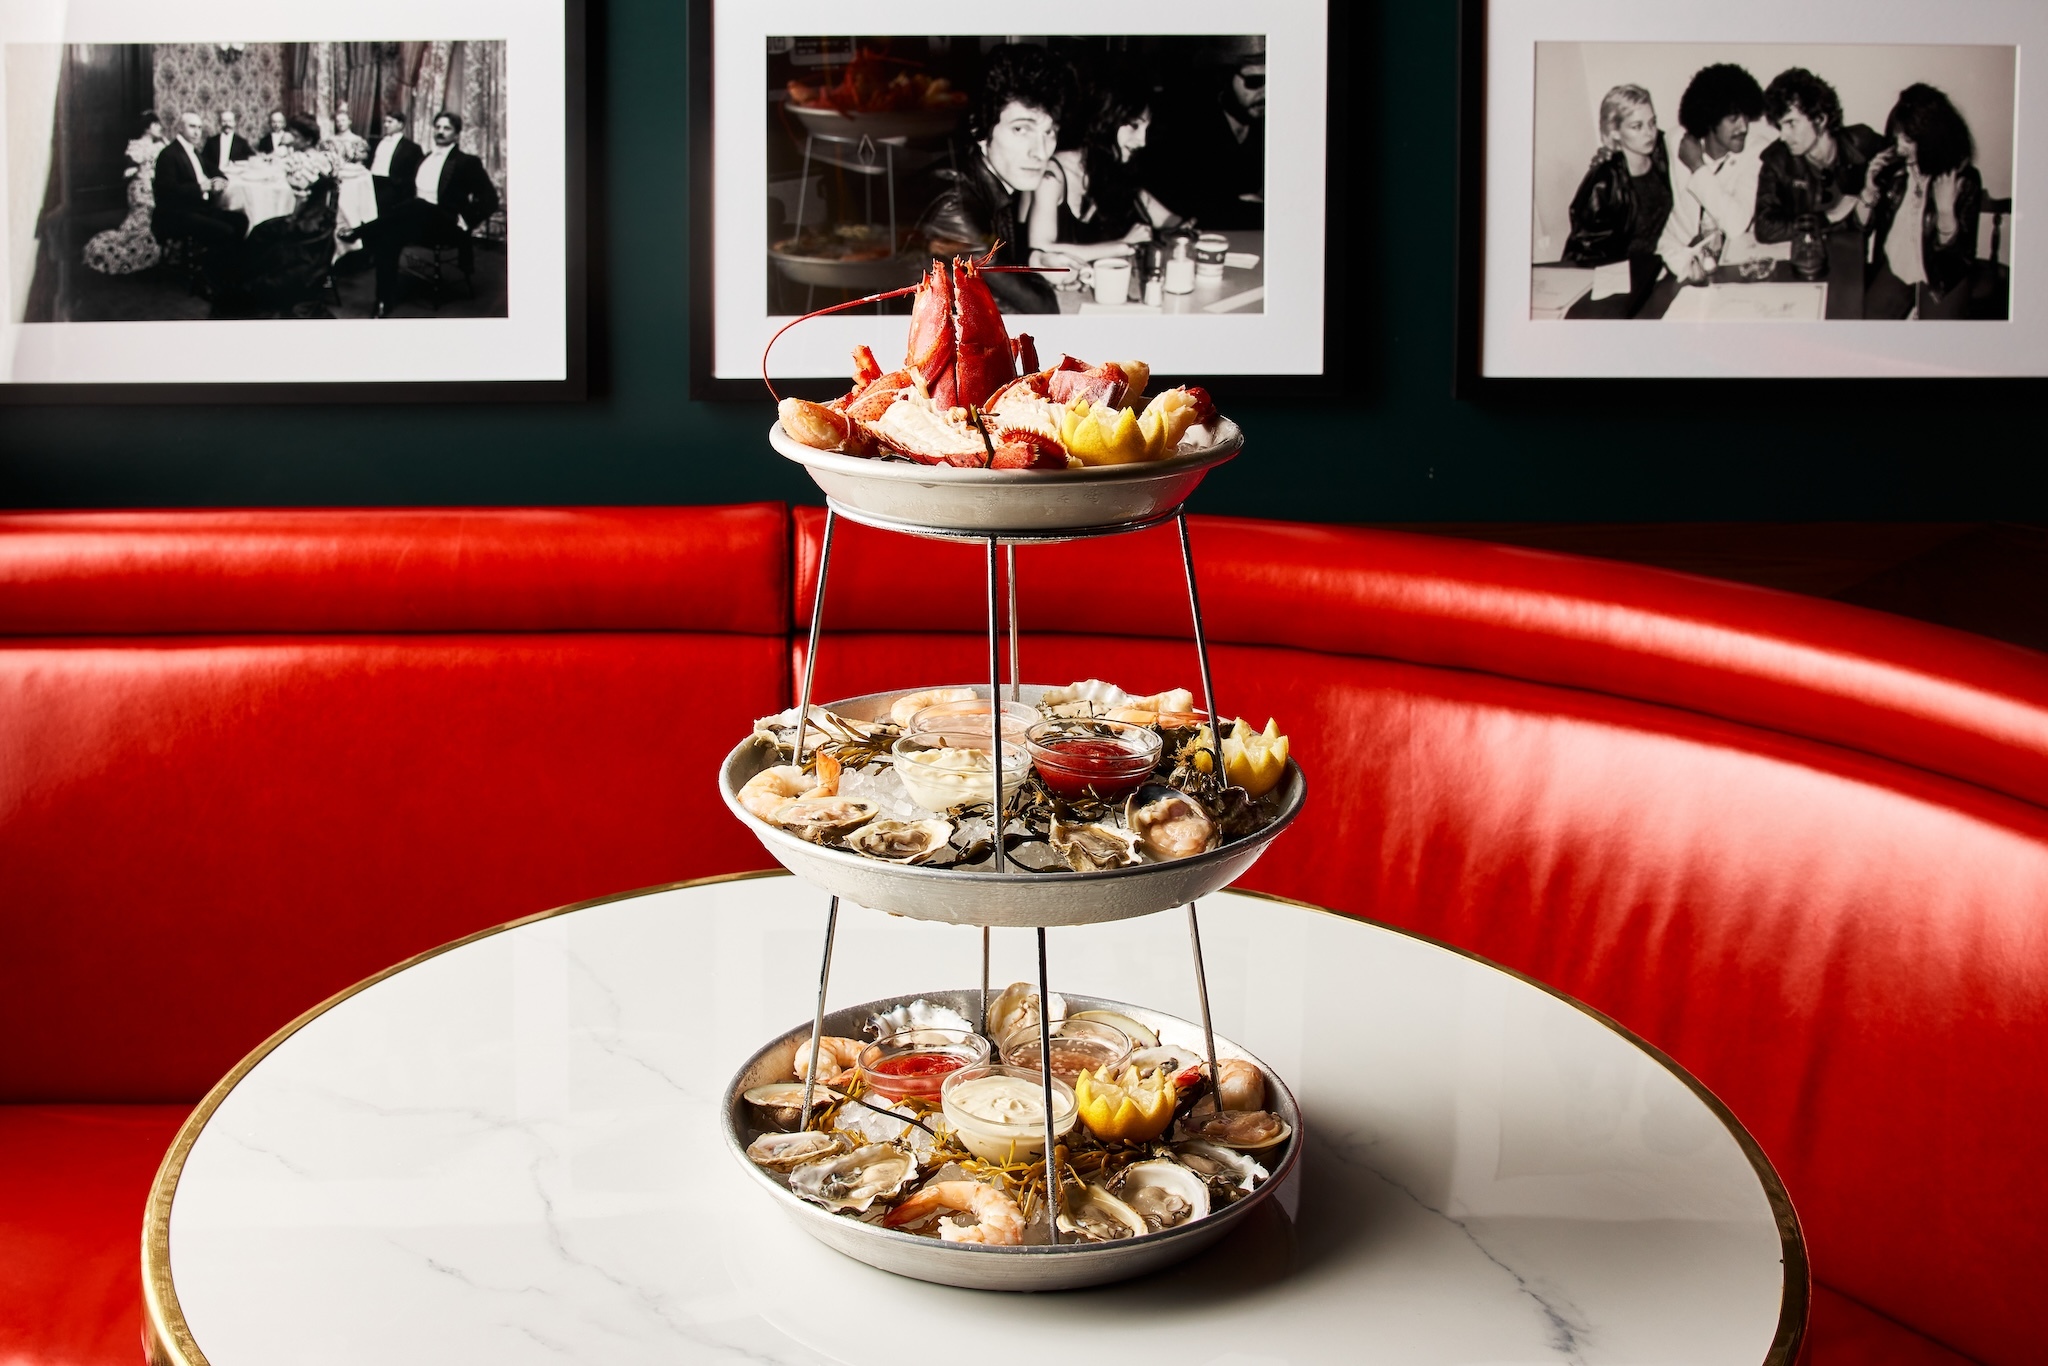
[724,990,1302,1291]
[720,685,1306,928]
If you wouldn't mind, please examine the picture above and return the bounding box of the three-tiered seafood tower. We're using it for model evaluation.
[721,255,1307,1290]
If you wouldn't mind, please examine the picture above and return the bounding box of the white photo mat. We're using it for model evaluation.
[0,0,569,386]
[712,0,1327,383]
[1480,0,2043,378]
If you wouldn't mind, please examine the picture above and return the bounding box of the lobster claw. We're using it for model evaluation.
[904,254,1020,412]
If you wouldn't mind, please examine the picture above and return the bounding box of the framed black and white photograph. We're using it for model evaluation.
[0,0,584,401]
[691,1,1332,401]
[1457,0,2047,391]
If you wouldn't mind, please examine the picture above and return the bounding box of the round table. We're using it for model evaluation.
[145,874,1804,1365]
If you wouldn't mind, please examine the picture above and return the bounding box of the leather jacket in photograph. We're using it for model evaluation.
[1562,137,1673,267]
[1868,161,1982,297]
[1754,124,1884,243]
[915,148,1059,314]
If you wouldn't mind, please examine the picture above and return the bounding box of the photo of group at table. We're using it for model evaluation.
[1530,43,2015,322]
[18,41,507,323]
[766,34,1266,318]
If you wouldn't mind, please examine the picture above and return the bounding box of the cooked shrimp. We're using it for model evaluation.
[1215,1058,1266,1113]
[888,688,977,728]
[792,1035,863,1086]
[882,1180,1027,1245]
[739,752,842,820]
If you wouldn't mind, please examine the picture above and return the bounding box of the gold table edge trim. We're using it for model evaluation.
[141,872,1808,1366]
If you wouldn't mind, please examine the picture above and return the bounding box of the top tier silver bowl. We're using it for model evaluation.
[769,419,1243,542]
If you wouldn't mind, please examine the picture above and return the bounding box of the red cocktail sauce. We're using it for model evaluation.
[1033,738,1153,800]
[866,1051,967,1100]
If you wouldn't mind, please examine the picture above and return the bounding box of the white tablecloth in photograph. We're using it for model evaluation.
[335,163,377,234]
[217,166,295,234]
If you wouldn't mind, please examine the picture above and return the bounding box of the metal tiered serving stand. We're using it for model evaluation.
[721,419,1306,1289]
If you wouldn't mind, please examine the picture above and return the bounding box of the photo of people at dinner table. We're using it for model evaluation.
[765,34,1267,318]
[16,41,507,322]
[1530,43,2014,322]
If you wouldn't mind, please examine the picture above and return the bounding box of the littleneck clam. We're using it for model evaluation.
[1116,1159,1210,1231]
[1124,785,1218,861]
[1178,1108,1291,1150]
[845,817,953,863]
[788,1143,917,1212]
[743,1082,843,1129]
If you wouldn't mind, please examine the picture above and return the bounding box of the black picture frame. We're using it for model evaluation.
[1,10,588,405]
[688,5,1348,403]
[1454,0,2042,400]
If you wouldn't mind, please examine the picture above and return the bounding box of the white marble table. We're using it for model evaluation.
[145,873,1803,1365]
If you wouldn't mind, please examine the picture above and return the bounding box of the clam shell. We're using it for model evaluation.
[745,1129,851,1172]
[1177,1108,1291,1151]
[742,1082,843,1128]
[1056,1182,1149,1243]
[1117,1158,1210,1231]
[1126,1044,1203,1082]
[788,1143,918,1213]
[1124,784,1219,862]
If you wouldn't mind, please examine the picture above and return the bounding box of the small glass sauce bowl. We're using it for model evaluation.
[1000,1018,1134,1083]
[906,697,1037,742]
[858,1028,991,1103]
[941,1063,1078,1162]
[890,730,1033,812]
[1025,718,1163,801]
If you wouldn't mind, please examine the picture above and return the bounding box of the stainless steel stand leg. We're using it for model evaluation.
[1176,514,1227,782]
[986,537,1008,870]
[1006,543,1021,702]
[1186,902,1226,1115]
[980,926,991,1034]
[1036,925,1060,1243]
[793,509,837,768]
[799,896,841,1130]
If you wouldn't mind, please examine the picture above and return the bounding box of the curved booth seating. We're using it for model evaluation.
[3,506,2044,1366]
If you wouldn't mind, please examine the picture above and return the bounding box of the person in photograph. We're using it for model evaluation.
[202,109,252,177]
[1859,83,1983,321]
[916,42,1072,313]
[1027,76,1182,277]
[1659,63,1766,283]
[1754,68,1884,245]
[322,107,369,164]
[150,110,248,293]
[363,111,498,317]
[1561,84,1673,317]
[83,111,167,276]
[275,115,337,192]
[257,109,290,156]
[1148,38,1264,232]
[366,111,424,218]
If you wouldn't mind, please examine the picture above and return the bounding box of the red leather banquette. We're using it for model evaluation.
[3,506,2043,1366]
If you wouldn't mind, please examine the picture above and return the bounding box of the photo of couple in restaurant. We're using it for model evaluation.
[17,40,507,324]
[764,34,1267,319]
[1530,43,2015,323]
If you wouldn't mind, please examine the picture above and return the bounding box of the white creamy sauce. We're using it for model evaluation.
[949,1075,1051,1126]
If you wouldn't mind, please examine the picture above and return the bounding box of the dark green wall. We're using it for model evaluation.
[4,4,2043,518]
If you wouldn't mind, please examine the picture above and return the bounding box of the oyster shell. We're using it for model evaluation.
[1117,1158,1210,1231]
[1049,818,1142,872]
[746,1129,851,1172]
[1067,1009,1159,1049]
[742,1082,843,1129]
[752,705,893,754]
[845,817,953,863]
[768,796,880,843]
[1172,1139,1269,1193]
[1126,1044,1204,1083]
[1057,1181,1149,1243]
[985,982,1066,1041]
[788,1143,917,1213]
[1124,785,1218,861]
[868,998,976,1037]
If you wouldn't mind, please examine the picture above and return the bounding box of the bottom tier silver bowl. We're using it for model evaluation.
[723,990,1302,1291]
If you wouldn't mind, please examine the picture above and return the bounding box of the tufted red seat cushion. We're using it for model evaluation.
[792,510,2048,1366]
